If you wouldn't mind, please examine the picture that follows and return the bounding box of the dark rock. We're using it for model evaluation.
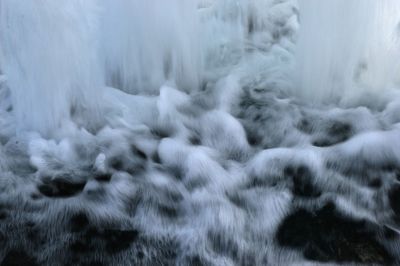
[152,152,161,164]
[253,114,262,122]
[70,227,99,254]
[70,239,91,253]
[185,178,207,192]
[25,222,40,242]
[328,122,352,138]
[131,145,147,160]
[246,176,270,189]
[272,30,280,41]
[313,122,352,147]
[208,230,239,260]
[227,192,247,210]
[151,128,171,139]
[157,204,179,219]
[70,212,90,232]
[85,186,106,201]
[276,202,393,264]
[165,190,184,203]
[25,221,35,228]
[389,185,400,216]
[108,157,123,170]
[285,165,321,198]
[293,166,321,198]
[30,193,43,200]
[297,118,313,134]
[283,165,296,177]
[189,136,201,146]
[1,250,38,266]
[108,155,145,174]
[137,249,144,260]
[303,244,331,262]
[240,252,257,266]
[187,255,206,266]
[0,210,8,220]
[277,208,311,248]
[244,127,262,146]
[80,261,105,266]
[382,163,396,172]
[103,229,139,254]
[384,226,398,240]
[395,170,400,182]
[94,173,112,182]
[312,139,332,147]
[162,247,177,260]
[26,229,40,242]
[71,226,139,254]
[38,178,86,198]
[368,178,382,188]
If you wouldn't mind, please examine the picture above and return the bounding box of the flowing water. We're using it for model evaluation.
[0,0,103,137]
[1,1,400,265]
[296,0,400,104]
[0,0,295,136]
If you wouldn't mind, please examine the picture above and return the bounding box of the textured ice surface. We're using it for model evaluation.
[0,0,400,266]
